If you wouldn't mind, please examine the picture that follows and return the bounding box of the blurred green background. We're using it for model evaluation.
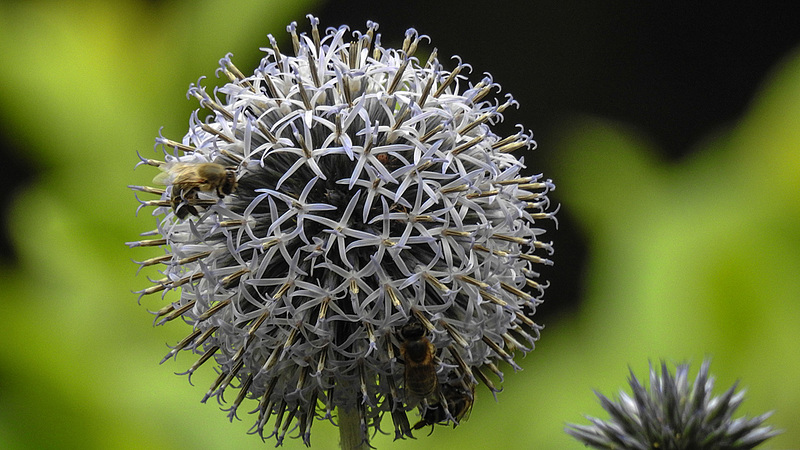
[1,1,798,449]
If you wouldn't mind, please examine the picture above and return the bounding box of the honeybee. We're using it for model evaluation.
[376,152,405,171]
[398,319,439,404]
[412,381,475,431]
[156,162,237,218]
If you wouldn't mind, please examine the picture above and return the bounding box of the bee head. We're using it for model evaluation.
[399,320,426,341]
[220,168,237,195]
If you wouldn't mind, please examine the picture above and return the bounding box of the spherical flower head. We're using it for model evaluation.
[566,360,781,450]
[128,16,556,446]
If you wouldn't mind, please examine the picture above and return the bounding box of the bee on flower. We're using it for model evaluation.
[128,15,556,447]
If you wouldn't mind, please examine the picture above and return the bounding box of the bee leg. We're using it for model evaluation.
[171,190,199,218]
[175,203,197,219]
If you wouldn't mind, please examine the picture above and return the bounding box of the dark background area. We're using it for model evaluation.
[2,1,799,319]
[317,1,799,156]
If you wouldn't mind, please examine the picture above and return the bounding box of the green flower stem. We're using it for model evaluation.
[339,405,368,450]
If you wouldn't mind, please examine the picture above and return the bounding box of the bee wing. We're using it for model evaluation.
[152,162,181,185]
[173,172,211,185]
[152,170,171,185]
[152,163,208,186]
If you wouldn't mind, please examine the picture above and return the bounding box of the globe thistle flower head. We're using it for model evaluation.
[128,16,556,446]
[566,360,781,450]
